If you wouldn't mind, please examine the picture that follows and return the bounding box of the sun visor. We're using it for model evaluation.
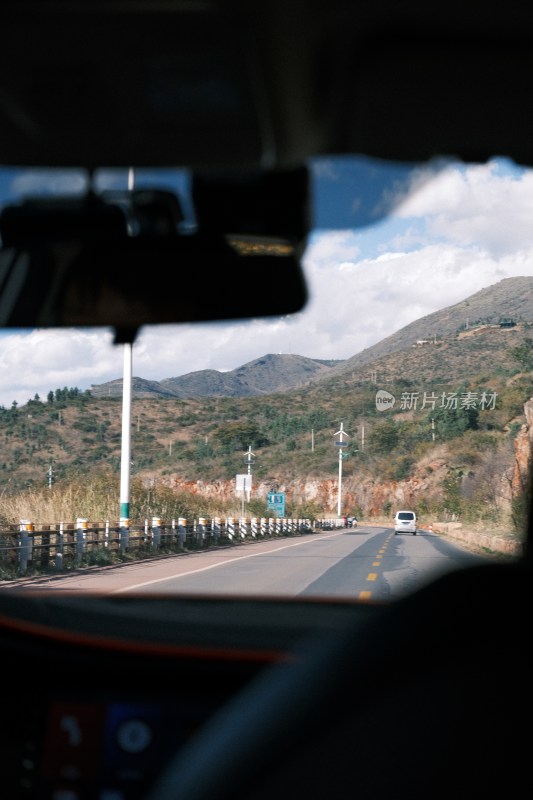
[329,33,533,165]
[0,4,270,169]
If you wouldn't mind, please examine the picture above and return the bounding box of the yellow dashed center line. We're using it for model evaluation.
[358,532,396,600]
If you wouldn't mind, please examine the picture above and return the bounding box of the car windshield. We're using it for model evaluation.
[2,5,533,799]
[0,153,529,602]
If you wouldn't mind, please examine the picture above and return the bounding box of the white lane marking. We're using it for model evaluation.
[111,531,349,593]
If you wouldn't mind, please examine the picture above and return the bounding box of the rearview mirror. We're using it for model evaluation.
[0,181,309,343]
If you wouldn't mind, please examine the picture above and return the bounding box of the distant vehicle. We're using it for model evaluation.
[346,516,358,528]
[394,510,417,535]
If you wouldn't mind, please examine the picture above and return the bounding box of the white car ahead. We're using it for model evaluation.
[394,510,417,535]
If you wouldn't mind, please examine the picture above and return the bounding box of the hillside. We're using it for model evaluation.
[328,275,533,378]
[0,275,532,530]
[90,276,533,398]
[90,354,342,399]
[312,276,533,379]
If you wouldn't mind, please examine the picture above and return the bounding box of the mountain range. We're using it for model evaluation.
[90,275,533,399]
[1,274,532,511]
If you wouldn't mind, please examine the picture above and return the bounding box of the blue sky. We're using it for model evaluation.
[0,156,532,408]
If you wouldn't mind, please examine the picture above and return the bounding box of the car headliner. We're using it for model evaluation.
[1,1,533,171]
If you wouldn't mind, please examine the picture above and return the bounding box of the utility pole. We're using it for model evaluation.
[237,446,255,518]
[334,423,349,518]
[244,445,255,496]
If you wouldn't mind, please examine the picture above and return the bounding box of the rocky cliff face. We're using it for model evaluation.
[160,398,533,519]
[165,461,451,519]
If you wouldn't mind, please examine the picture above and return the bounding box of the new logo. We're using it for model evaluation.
[375,390,395,411]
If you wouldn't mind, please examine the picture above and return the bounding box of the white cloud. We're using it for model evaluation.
[0,329,122,406]
[395,159,533,256]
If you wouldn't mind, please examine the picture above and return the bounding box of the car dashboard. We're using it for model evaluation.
[3,558,533,800]
[0,590,382,799]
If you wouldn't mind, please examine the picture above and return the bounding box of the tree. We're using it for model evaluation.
[430,404,478,441]
[213,421,268,451]
[441,469,464,518]
[368,419,399,453]
[511,337,533,371]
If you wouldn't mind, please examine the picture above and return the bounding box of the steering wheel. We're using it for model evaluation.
[147,560,533,800]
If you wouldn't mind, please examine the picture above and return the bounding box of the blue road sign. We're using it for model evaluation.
[267,491,286,518]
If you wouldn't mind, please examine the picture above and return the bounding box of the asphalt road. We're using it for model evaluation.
[3,526,490,600]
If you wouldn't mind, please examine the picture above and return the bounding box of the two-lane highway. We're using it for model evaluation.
[2,526,490,600]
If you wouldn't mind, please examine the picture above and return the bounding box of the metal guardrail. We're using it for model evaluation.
[0,516,346,577]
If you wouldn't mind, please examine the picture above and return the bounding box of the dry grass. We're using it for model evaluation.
[0,476,121,525]
[0,472,266,527]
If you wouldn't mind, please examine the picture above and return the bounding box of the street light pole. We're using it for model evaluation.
[238,446,255,517]
[120,342,132,529]
[244,445,254,501]
[338,446,342,517]
[334,423,349,518]
[119,166,136,545]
